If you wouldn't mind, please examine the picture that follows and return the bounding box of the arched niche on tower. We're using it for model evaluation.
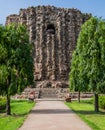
[46,24,55,34]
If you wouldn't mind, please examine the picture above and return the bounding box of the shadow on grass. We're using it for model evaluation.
[0,112,28,118]
[12,113,27,117]
[73,109,105,115]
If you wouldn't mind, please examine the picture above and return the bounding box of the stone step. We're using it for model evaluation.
[35,98,65,101]
[40,95,57,98]
[39,88,58,98]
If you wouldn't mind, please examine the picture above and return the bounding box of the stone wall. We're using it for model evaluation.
[12,87,94,99]
[6,14,19,25]
[6,6,91,98]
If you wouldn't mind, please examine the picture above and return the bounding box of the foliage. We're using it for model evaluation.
[0,96,6,106]
[99,95,105,109]
[70,17,105,93]
[0,100,35,130]
[66,100,105,130]
[69,17,105,111]
[0,23,34,115]
[90,95,105,109]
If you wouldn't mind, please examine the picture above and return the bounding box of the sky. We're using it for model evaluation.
[0,0,105,25]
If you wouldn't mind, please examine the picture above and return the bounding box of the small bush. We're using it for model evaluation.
[0,96,6,112]
[0,96,6,106]
[99,95,105,109]
[90,95,105,110]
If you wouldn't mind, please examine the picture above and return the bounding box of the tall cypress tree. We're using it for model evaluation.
[70,17,105,112]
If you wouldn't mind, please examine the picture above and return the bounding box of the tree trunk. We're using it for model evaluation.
[78,91,80,103]
[6,79,11,115]
[6,93,11,115]
[94,93,99,112]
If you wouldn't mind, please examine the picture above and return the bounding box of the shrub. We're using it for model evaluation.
[0,96,6,107]
[99,95,105,109]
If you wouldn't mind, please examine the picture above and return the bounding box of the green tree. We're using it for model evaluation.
[70,17,105,112]
[0,24,34,115]
[70,50,89,102]
[69,50,80,102]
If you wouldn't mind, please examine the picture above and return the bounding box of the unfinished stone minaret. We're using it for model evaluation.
[6,6,91,98]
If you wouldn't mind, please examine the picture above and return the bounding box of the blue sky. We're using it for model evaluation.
[0,0,105,25]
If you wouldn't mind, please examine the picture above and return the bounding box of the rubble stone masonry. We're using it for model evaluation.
[6,6,91,98]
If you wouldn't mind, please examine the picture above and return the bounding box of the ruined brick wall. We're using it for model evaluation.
[6,14,19,25]
[6,6,91,89]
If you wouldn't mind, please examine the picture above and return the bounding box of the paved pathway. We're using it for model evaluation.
[19,100,92,130]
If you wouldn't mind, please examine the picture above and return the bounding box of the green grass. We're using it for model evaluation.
[0,100,35,130]
[65,100,105,130]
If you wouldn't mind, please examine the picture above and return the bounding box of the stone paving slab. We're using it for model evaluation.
[19,101,92,130]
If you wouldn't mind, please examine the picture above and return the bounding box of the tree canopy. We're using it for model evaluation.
[69,17,105,111]
[0,24,34,115]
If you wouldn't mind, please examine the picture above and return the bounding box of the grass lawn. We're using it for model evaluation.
[0,100,35,130]
[65,100,105,130]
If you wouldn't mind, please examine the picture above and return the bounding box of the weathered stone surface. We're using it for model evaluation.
[6,14,19,25]
[6,6,91,98]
